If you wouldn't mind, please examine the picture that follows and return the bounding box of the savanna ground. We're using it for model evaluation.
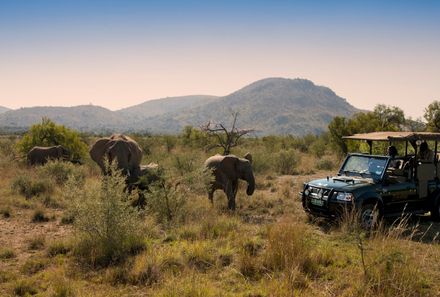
[0,133,440,297]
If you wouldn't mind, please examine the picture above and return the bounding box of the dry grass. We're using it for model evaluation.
[0,136,440,297]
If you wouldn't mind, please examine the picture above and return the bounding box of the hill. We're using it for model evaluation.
[0,106,10,114]
[0,105,125,133]
[141,78,359,135]
[0,78,360,135]
[116,95,218,123]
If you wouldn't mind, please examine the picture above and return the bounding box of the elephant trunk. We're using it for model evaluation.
[246,172,255,196]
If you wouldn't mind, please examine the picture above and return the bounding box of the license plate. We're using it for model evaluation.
[310,198,324,206]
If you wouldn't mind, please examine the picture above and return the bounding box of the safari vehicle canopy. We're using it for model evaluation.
[342,131,440,155]
[301,131,440,228]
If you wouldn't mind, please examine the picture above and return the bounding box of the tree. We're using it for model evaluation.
[373,104,405,130]
[424,101,440,132]
[201,112,253,155]
[17,118,88,160]
[328,104,407,153]
[328,116,350,154]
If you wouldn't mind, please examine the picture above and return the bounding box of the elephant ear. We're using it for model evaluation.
[221,155,239,179]
[244,152,253,164]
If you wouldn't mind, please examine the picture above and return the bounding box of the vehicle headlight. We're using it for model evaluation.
[335,192,354,202]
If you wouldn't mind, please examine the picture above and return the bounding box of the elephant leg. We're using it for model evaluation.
[225,181,237,210]
[208,189,214,203]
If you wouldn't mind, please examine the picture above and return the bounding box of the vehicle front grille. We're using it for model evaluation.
[307,186,332,201]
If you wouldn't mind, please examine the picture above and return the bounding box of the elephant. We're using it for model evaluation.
[204,153,255,210]
[27,145,71,166]
[89,134,143,178]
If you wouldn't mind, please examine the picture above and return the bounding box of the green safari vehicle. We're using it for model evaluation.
[301,132,440,228]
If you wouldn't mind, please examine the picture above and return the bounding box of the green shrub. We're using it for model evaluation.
[129,252,162,286]
[0,248,15,259]
[21,257,48,275]
[31,208,51,222]
[38,160,86,186]
[11,175,54,199]
[50,275,75,297]
[0,137,16,158]
[274,149,300,175]
[27,235,45,250]
[199,215,239,239]
[172,154,196,176]
[183,242,216,271]
[16,117,87,161]
[60,212,75,225]
[0,206,12,218]
[316,158,335,170]
[47,241,71,257]
[144,179,188,225]
[0,269,15,283]
[13,279,38,296]
[67,170,145,266]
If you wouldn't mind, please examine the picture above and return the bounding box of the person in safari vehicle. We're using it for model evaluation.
[301,132,440,228]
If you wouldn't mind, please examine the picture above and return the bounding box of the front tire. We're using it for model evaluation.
[360,203,381,229]
[430,199,440,221]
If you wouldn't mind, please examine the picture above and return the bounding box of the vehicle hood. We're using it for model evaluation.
[307,176,373,192]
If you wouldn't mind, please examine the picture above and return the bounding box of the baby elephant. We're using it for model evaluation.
[27,145,71,166]
[204,153,255,210]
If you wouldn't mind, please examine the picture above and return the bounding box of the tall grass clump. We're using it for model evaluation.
[11,174,54,199]
[337,211,433,297]
[273,149,300,175]
[38,160,86,185]
[66,169,145,266]
[264,220,330,277]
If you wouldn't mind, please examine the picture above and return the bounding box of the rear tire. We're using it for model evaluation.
[360,203,381,229]
[430,199,440,221]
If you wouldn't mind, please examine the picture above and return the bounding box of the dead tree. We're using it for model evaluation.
[201,112,253,155]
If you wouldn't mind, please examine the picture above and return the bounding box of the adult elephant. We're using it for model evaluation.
[204,153,255,210]
[27,145,71,166]
[89,134,143,177]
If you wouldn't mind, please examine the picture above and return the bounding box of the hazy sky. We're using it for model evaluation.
[0,0,439,118]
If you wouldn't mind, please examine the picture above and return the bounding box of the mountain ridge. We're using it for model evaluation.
[0,78,360,135]
[0,106,10,114]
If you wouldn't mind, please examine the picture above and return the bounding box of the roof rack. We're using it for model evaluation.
[342,131,440,142]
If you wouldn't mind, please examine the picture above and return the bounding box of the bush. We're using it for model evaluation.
[31,208,51,222]
[273,149,300,175]
[11,175,54,199]
[182,242,216,272]
[16,117,87,161]
[0,248,15,259]
[172,154,196,176]
[67,170,145,266]
[47,240,71,257]
[27,235,45,250]
[316,158,335,170]
[0,206,12,218]
[21,257,48,275]
[144,179,188,225]
[13,279,38,296]
[38,160,86,186]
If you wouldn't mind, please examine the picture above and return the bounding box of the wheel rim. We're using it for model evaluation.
[361,207,379,229]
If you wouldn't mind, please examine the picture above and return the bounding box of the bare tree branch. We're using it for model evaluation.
[201,112,254,155]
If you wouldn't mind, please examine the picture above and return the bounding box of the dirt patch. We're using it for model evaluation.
[0,208,71,272]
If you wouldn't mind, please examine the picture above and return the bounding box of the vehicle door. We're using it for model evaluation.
[381,159,418,214]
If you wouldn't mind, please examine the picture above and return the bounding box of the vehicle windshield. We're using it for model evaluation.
[340,155,388,180]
